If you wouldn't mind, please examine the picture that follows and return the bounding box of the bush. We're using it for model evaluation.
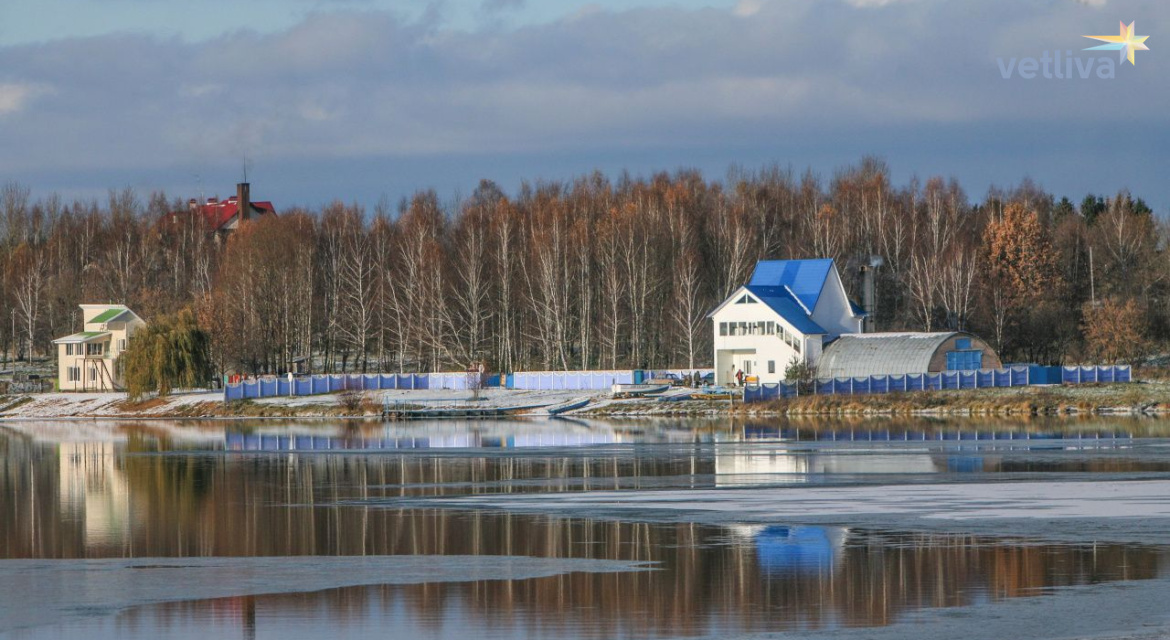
[338,389,365,414]
[784,355,816,395]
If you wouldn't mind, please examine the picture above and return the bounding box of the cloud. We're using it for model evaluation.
[0,0,1166,205]
[732,0,764,17]
[0,83,44,116]
[481,0,525,12]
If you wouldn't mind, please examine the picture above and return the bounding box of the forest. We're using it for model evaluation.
[0,157,1163,376]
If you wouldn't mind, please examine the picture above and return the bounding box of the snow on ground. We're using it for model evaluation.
[0,388,609,418]
[0,391,223,419]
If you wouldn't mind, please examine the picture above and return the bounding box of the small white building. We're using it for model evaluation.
[52,305,146,391]
[709,259,866,385]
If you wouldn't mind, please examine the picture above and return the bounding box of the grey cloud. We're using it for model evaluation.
[0,0,1166,204]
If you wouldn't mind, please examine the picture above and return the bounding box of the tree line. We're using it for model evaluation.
[1,157,1164,377]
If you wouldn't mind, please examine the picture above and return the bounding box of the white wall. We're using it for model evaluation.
[809,270,863,338]
[711,291,808,385]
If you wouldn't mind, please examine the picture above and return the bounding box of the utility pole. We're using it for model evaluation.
[1089,246,1096,305]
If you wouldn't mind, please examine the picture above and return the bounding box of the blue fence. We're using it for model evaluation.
[744,365,1132,404]
[224,372,503,402]
[1062,365,1131,384]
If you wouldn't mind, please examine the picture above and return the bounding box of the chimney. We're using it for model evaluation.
[237,183,251,222]
[859,256,883,333]
[188,198,198,213]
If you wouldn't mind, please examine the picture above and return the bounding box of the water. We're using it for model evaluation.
[2,417,1170,639]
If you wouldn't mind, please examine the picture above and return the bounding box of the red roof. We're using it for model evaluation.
[169,196,277,232]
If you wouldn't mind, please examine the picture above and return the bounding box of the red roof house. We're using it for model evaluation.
[166,182,276,233]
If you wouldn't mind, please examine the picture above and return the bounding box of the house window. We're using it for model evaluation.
[955,338,972,350]
[794,339,802,354]
[768,360,775,374]
[719,322,728,337]
[65,344,73,356]
[68,367,80,382]
[766,322,774,335]
[743,361,752,374]
[736,295,757,304]
[738,322,748,336]
[88,367,97,381]
[118,339,126,351]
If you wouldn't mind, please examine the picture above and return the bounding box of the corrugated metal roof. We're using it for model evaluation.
[746,286,827,335]
[748,259,834,312]
[817,332,959,378]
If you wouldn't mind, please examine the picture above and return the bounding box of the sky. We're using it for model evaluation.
[0,0,1166,212]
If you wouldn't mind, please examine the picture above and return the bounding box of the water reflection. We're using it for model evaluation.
[3,419,1170,638]
[25,525,1166,639]
[5,424,1170,558]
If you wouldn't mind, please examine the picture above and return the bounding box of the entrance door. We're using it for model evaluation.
[733,353,755,382]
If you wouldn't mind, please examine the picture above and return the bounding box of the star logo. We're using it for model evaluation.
[1084,21,1150,66]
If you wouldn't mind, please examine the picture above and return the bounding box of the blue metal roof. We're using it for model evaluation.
[746,285,827,335]
[748,259,835,313]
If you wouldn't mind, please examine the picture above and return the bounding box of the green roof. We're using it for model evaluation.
[90,308,126,323]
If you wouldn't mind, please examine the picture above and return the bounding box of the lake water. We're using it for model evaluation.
[3,417,1170,639]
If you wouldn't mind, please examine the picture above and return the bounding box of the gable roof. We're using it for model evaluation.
[196,199,276,231]
[744,285,826,335]
[167,197,278,232]
[748,259,835,313]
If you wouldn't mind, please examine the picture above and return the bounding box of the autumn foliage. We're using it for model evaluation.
[0,161,1165,376]
[1082,299,1148,365]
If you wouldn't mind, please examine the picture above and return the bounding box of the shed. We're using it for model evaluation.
[817,332,1001,379]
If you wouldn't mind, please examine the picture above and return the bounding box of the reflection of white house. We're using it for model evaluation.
[714,448,940,486]
[709,259,865,385]
[52,305,146,391]
[57,442,131,547]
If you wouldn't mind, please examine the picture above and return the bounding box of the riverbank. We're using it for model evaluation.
[585,381,1170,418]
[0,382,1165,420]
[0,388,587,420]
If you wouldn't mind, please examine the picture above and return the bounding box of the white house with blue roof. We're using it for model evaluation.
[709,259,866,385]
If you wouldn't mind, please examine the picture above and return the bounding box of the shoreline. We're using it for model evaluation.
[0,382,1166,421]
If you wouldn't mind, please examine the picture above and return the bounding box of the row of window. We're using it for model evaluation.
[65,366,99,382]
[719,321,802,353]
[63,339,127,357]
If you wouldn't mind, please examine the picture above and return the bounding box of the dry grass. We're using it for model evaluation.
[112,396,171,412]
[729,382,1170,417]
